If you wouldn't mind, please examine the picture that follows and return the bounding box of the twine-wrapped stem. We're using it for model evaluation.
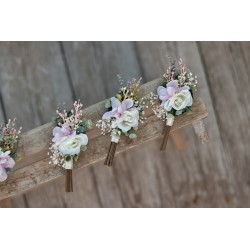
[65,157,73,192]
[160,125,171,151]
[104,142,118,166]
[65,169,73,192]
[160,114,174,151]
[104,130,120,167]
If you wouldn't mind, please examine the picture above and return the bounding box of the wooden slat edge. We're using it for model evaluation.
[16,78,164,169]
[0,97,208,200]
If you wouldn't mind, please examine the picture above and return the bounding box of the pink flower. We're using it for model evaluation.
[157,80,190,106]
[52,125,76,145]
[102,97,134,120]
[102,97,139,132]
[0,150,15,182]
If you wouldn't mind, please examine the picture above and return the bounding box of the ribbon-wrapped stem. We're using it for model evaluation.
[160,114,174,151]
[104,129,121,166]
[65,157,73,192]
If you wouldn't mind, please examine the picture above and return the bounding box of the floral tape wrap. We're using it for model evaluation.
[166,114,174,126]
[111,129,121,143]
[64,158,73,170]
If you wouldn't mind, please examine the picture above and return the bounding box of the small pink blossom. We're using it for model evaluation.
[102,97,139,132]
[157,80,190,106]
[102,97,134,120]
[52,125,76,145]
[0,150,15,182]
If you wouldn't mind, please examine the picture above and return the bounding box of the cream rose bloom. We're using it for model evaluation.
[164,90,193,111]
[58,134,88,155]
[112,108,139,133]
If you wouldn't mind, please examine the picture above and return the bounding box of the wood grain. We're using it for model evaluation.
[0,42,101,207]
[20,42,145,208]
[2,41,247,207]
[135,41,238,207]
[198,42,250,207]
[0,77,207,200]
[52,42,200,208]
[0,90,11,207]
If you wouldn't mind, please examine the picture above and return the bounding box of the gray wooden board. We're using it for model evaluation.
[62,41,160,207]
[0,42,101,207]
[198,41,250,207]
[0,90,12,207]
[135,41,238,207]
[1,41,248,207]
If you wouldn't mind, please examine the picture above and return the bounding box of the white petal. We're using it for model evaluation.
[0,166,7,182]
[111,97,121,109]
[164,99,172,111]
[117,122,131,132]
[76,134,89,146]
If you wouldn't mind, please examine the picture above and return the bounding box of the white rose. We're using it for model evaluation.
[117,109,139,133]
[164,90,193,111]
[58,134,88,155]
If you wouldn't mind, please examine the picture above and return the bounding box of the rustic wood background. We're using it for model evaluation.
[0,41,249,208]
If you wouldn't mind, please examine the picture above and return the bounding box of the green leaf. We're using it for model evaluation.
[175,110,183,116]
[6,168,13,176]
[51,117,56,122]
[105,100,112,109]
[65,155,72,161]
[55,117,63,126]
[77,126,86,134]
[116,94,123,101]
[129,133,137,139]
[86,119,92,129]
[67,111,73,117]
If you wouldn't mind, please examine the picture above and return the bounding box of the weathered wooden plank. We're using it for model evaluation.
[239,42,250,126]
[2,41,248,207]
[135,41,237,207]
[0,99,5,123]
[0,198,12,208]
[170,130,187,150]
[63,42,183,208]
[135,42,207,207]
[56,41,143,207]
[0,77,208,200]
[13,77,205,170]
[0,42,101,207]
[198,41,250,207]
[0,42,71,207]
[0,91,12,208]
[177,42,238,207]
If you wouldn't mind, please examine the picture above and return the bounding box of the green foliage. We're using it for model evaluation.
[6,168,13,176]
[65,155,72,161]
[67,111,73,117]
[52,116,64,127]
[105,99,112,109]
[76,126,86,134]
[129,133,137,139]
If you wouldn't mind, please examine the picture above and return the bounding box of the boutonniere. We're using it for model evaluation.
[0,119,22,182]
[97,76,147,166]
[150,58,198,151]
[49,101,92,192]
